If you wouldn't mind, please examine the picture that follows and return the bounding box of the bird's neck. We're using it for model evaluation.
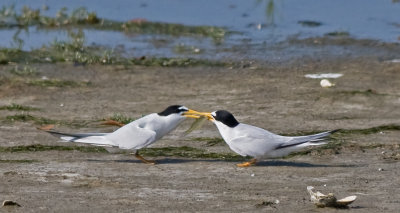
[214,121,237,142]
[155,115,185,139]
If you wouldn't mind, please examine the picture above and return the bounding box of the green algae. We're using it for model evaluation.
[0,159,38,163]
[6,114,55,124]
[27,79,90,87]
[0,44,225,67]
[192,137,226,146]
[280,124,400,158]
[9,65,38,76]
[130,57,226,67]
[0,6,227,66]
[336,89,381,96]
[140,146,248,161]
[4,113,89,128]
[284,124,400,137]
[0,144,247,161]
[339,124,400,135]
[0,144,107,153]
[298,20,322,27]
[0,5,226,40]
[106,113,137,125]
[325,31,350,37]
[0,103,39,111]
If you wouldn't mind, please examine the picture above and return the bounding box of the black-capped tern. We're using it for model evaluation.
[195,110,338,167]
[45,105,202,164]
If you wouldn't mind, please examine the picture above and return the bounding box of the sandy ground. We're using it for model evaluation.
[0,56,400,212]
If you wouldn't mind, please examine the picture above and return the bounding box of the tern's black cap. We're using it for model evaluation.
[213,110,239,127]
[158,105,188,116]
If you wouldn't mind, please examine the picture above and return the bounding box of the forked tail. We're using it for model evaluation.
[45,130,117,147]
[276,129,339,149]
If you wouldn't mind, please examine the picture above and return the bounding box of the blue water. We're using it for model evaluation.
[1,0,400,60]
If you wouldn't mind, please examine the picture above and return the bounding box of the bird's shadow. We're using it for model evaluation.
[255,160,358,168]
[86,158,222,165]
[86,158,358,168]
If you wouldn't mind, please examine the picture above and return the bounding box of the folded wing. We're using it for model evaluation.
[105,122,157,149]
[46,122,157,150]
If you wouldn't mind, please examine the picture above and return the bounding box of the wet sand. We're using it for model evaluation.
[0,56,400,212]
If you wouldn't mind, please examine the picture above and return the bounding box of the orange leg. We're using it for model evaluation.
[135,150,156,165]
[236,158,257,167]
[101,120,125,127]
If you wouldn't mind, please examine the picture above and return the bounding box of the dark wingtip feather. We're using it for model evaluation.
[276,129,339,149]
[44,130,77,138]
[329,129,341,134]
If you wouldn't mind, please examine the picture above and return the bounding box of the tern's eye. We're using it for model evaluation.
[178,109,186,114]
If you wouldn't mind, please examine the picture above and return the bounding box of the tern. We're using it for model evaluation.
[195,110,338,167]
[44,105,201,164]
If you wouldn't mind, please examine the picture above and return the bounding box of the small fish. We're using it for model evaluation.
[183,115,207,136]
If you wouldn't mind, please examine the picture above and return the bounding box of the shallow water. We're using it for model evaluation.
[1,0,400,61]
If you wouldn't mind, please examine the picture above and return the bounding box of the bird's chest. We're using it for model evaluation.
[218,126,243,144]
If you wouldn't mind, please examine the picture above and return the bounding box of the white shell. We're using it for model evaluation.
[307,186,357,208]
[320,79,335,88]
[336,195,357,207]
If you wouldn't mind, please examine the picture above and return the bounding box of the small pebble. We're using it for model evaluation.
[251,173,255,177]
[378,168,384,171]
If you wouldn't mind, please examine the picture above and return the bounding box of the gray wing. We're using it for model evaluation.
[227,124,291,157]
[228,136,277,157]
[105,122,157,150]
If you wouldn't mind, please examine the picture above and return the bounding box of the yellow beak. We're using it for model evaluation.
[183,110,214,120]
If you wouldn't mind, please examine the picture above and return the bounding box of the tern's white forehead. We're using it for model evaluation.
[211,111,217,117]
[179,106,188,111]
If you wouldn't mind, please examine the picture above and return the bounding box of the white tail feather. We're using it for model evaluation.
[47,130,118,147]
